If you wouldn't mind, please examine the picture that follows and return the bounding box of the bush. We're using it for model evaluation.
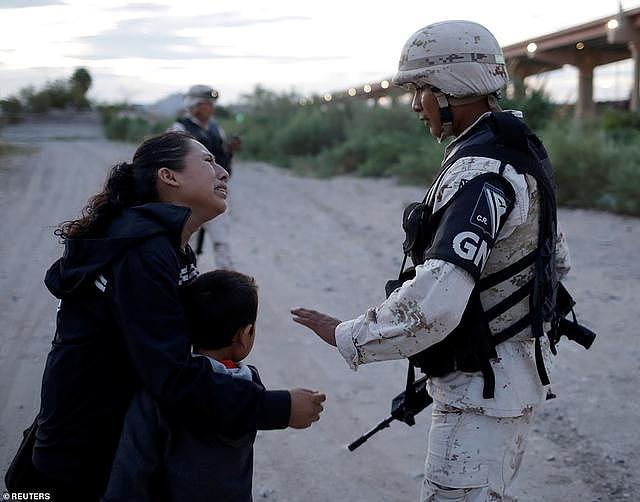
[273,106,347,157]
[232,85,639,214]
[600,108,640,131]
[103,114,153,142]
[392,141,445,184]
[542,122,612,207]
[98,104,179,143]
[501,85,556,131]
[234,89,446,186]
[0,97,24,123]
[43,80,72,109]
[28,91,52,113]
[542,121,640,215]
[1,68,93,119]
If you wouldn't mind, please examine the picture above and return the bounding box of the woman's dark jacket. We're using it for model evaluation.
[34,203,290,490]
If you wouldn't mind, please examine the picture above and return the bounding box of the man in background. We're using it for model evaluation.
[170,85,240,269]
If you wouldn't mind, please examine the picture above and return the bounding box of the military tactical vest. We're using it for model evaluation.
[392,112,561,398]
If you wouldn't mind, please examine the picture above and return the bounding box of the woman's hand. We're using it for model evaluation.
[288,388,326,429]
[291,308,341,347]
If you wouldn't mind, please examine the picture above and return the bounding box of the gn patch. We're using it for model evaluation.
[424,173,515,281]
[470,182,509,239]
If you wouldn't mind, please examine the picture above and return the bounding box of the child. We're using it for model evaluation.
[102,270,268,502]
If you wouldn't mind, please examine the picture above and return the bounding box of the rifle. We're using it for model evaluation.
[349,252,432,452]
[549,282,596,353]
[348,365,432,451]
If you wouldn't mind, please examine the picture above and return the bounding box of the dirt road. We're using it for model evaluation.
[1,118,638,501]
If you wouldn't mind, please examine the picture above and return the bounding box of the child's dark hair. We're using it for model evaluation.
[181,270,258,351]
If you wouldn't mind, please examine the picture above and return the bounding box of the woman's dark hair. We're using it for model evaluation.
[180,270,258,351]
[56,131,195,239]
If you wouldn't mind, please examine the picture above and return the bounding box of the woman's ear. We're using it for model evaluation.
[157,167,180,188]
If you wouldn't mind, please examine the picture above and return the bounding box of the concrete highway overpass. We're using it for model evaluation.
[321,7,639,118]
[504,6,640,117]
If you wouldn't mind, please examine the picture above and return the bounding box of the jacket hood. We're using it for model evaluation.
[45,202,191,298]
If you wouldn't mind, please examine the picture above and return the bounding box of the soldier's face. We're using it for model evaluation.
[411,86,442,139]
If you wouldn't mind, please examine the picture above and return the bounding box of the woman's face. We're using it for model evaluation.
[172,139,229,221]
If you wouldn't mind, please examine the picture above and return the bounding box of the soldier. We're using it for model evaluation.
[292,20,571,501]
[170,85,240,269]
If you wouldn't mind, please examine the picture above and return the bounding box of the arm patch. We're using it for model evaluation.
[424,173,515,281]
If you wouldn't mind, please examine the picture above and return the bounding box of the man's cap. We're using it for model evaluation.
[184,85,219,109]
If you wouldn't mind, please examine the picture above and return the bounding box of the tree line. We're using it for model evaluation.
[0,67,92,123]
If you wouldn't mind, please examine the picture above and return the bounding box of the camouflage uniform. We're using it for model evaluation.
[336,111,570,500]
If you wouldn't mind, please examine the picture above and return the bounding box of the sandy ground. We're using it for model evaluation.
[1,117,638,501]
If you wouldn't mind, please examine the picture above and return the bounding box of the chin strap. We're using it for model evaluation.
[432,89,502,142]
[433,90,455,143]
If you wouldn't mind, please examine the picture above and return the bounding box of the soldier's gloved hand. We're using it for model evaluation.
[291,308,341,347]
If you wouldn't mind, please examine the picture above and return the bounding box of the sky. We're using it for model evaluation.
[0,0,638,106]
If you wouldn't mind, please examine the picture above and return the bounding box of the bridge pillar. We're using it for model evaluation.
[507,61,527,98]
[630,41,640,111]
[576,64,595,118]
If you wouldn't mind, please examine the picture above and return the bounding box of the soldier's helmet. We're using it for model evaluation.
[392,20,508,98]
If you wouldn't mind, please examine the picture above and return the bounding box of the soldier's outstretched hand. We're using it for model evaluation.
[291,308,341,347]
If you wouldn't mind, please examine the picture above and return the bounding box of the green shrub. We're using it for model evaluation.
[600,108,640,131]
[29,91,53,113]
[103,114,153,142]
[542,121,640,215]
[603,138,640,215]
[0,96,24,123]
[542,122,612,206]
[98,103,175,143]
[391,141,445,185]
[502,84,556,131]
[273,106,347,156]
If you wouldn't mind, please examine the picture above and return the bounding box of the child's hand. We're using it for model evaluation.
[288,388,326,429]
[291,308,340,347]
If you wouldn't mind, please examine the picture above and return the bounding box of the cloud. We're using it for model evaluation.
[72,14,345,63]
[0,0,66,8]
[75,31,217,60]
[198,12,312,28]
[120,12,311,31]
[105,3,168,12]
